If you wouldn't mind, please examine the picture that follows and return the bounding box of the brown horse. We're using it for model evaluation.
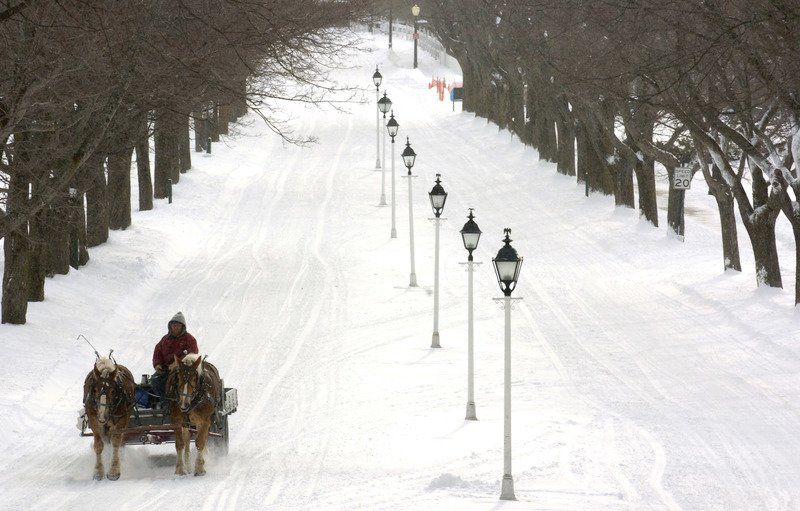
[82,357,135,480]
[167,353,221,476]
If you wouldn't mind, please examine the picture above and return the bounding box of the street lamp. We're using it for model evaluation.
[377,92,393,205]
[492,228,523,501]
[428,174,447,348]
[401,137,418,287]
[387,111,400,238]
[460,209,482,420]
[372,67,383,170]
[412,4,420,69]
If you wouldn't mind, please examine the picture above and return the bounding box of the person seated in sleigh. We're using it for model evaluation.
[148,311,199,407]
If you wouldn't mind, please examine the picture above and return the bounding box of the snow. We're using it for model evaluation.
[2,31,800,510]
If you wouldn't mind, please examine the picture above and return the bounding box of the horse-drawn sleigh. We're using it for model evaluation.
[78,355,238,479]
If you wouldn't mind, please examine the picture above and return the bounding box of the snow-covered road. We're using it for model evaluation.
[2,33,800,510]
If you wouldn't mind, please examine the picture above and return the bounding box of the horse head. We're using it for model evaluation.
[175,354,204,413]
[88,357,119,424]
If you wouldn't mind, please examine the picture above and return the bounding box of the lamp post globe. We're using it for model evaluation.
[372,67,382,89]
[411,4,420,16]
[460,208,481,261]
[493,228,523,296]
[401,137,416,174]
[387,112,399,138]
[378,92,392,115]
[428,174,447,218]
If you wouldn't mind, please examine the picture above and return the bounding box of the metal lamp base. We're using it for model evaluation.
[391,228,397,238]
[431,331,440,348]
[409,273,417,287]
[500,475,516,500]
[465,402,477,421]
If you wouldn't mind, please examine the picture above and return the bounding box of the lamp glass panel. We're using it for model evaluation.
[495,260,518,281]
[462,232,480,250]
[431,193,446,209]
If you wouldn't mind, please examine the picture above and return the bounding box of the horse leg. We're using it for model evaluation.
[194,420,210,476]
[174,427,187,476]
[92,432,104,480]
[107,430,123,480]
[183,427,190,468]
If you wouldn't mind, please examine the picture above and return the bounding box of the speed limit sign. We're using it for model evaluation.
[673,166,692,190]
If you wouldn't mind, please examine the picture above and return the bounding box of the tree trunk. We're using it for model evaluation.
[555,108,576,176]
[748,215,782,287]
[68,191,90,268]
[136,113,153,211]
[235,79,248,118]
[154,107,178,198]
[193,110,206,152]
[85,156,109,247]
[107,146,132,230]
[633,155,658,226]
[666,166,685,237]
[576,120,590,192]
[46,193,71,276]
[714,187,741,271]
[746,161,782,287]
[210,105,220,142]
[178,113,191,173]
[538,115,556,162]
[26,176,46,302]
[697,156,741,271]
[614,160,635,209]
[2,165,31,324]
[218,104,230,136]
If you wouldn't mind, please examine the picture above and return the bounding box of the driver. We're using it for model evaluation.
[150,312,199,405]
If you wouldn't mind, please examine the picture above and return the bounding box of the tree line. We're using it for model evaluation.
[0,0,368,324]
[418,0,800,304]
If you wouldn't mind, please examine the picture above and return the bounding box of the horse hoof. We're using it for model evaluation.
[106,473,120,481]
[194,470,206,477]
[175,470,187,476]
[93,473,103,481]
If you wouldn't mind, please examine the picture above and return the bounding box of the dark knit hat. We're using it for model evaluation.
[169,311,186,327]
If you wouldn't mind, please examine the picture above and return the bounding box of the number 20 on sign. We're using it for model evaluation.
[673,166,692,190]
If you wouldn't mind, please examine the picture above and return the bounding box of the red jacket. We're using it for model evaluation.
[152,332,198,368]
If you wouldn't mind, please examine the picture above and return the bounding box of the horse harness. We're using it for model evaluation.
[175,364,217,416]
[85,373,130,422]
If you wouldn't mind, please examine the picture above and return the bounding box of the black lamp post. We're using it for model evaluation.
[372,67,383,169]
[492,228,523,501]
[428,174,447,348]
[412,4,420,69]
[460,208,482,420]
[387,112,400,238]
[401,137,417,287]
